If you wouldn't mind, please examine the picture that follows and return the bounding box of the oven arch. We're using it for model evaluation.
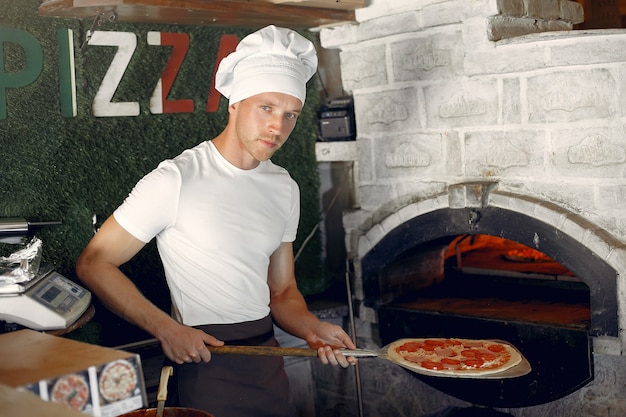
[353,185,622,337]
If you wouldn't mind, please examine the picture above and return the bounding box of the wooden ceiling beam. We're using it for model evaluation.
[38,0,357,29]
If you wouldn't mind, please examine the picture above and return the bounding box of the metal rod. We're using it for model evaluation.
[28,220,63,228]
[345,258,365,417]
[0,218,62,237]
[0,218,28,236]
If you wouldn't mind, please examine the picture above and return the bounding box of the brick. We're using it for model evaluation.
[621,66,626,122]
[464,130,545,177]
[487,15,572,41]
[533,201,569,229]
[380,211,404,236]
[355,0,419,22]
[597,185,626,208]
[359,184,395,211]
[497,0,525,16]
[395,182,449,210]
[559,0,584,24]
[549,34,626,66]
[527,69,617,123]
[357,11,421,42]
[528,182,595,213]
[319,24,358,49]
[448,184,468,209]
[339,44,387,91]
[536,18,574,31]
[354,88,422,134]
[355,135,373,183]
[443,130,463,177]
[450,182,498,209]
[372,133,443,180]
[342,208,369,234]
[424,79,499,128]
[390,30,463,82]
[551,127,626,178]
[525,0,560,19]
[502,78,521,124]
[423,0,500,27]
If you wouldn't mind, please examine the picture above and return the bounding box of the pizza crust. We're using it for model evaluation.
[386,338,524,378]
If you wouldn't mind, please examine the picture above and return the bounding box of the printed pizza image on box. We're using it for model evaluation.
[47,370,93,414]
[97,356,144,416]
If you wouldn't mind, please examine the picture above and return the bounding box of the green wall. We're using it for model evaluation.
[0,1,323,345]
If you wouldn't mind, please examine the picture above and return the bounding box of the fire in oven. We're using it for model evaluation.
[360,206,618,410]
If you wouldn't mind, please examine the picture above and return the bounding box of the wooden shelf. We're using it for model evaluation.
[38,0,359,29]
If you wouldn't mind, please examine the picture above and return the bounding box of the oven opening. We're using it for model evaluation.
[376,233,594,407]
[381,234,591,331]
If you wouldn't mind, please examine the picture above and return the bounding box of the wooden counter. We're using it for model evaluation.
[0,330,146,416]
[0,384,88,417]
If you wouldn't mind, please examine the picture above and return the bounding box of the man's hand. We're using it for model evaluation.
[156,321,224,364]
[308,321,358,368]
[317,345,357,368]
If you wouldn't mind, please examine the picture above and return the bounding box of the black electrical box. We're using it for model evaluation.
[317,97,356,141]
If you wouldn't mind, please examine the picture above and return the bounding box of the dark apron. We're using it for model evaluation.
[174,315,298,417]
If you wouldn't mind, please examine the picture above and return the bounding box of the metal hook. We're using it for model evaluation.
[80,14,102,53]
[79,11,116,54]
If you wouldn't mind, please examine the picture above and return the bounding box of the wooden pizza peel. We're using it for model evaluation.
[206,339,531,379]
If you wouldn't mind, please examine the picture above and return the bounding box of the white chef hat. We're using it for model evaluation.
[215,25,318,106]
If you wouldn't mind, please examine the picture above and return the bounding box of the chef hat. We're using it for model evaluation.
[215,25,318,105]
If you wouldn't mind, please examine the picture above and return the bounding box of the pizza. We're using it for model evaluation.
[504,248,552,262]
[50,373,90,411]
[99,359,138,403]
[387,338,523,377]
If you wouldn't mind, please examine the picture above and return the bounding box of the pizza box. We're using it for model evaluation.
[257,0,365,10]
[0,383,89,417]
[0,329,147,417]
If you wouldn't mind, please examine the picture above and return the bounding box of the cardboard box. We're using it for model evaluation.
[0,330,146,417]
[0,384,89,417]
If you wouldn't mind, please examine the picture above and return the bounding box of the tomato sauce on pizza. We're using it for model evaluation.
[387,338,522,377]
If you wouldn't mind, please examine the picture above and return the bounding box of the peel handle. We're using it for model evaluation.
[207,345,319,357]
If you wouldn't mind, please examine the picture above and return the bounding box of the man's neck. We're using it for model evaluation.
[212,132,260,171]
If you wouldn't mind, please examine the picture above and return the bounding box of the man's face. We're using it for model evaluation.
[231,92,303,163]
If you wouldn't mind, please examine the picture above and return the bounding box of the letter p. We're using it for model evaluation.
[0,28,43,120]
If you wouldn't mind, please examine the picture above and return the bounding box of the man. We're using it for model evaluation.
[76,25,356,416]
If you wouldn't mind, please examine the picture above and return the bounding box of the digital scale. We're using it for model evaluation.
[0,217,92,331]
[0,268,92,331]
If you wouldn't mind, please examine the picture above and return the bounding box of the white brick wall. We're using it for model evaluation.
[318,0,626,359]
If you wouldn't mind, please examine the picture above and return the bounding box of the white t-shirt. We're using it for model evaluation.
[114,141,300,325]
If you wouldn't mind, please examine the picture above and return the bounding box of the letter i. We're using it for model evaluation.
[57,28,77,117]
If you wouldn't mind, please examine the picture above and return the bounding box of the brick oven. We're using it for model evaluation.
[312,0,626,416]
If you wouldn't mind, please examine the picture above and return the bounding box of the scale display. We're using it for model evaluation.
[0,271,91,330]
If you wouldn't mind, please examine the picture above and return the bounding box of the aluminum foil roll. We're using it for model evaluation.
[0,237,43,285]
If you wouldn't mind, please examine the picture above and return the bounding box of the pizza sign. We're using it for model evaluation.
[0,27,239,120]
